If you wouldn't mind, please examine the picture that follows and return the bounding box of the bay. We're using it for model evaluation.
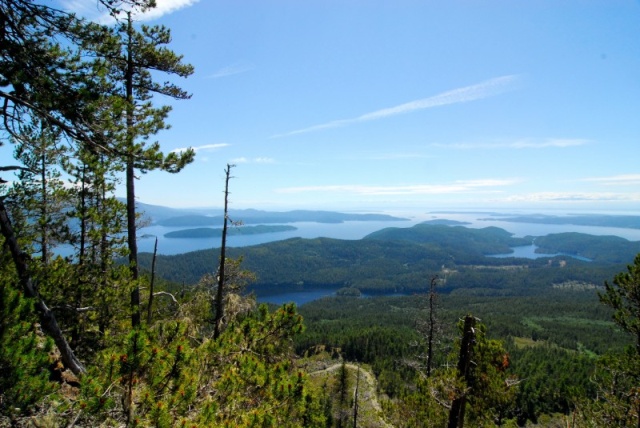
[488,244,593,261]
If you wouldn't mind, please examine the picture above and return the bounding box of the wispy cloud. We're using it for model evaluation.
[58,1,103,18]
[504,192,640,203]
[433,138,589,150]
[277,179,517,196]
[171,143,229,154]
[581,174,640,186]
[60,0,199,23]
[231,157,275,164]
[271,75,519,138]
[207,63,254,79]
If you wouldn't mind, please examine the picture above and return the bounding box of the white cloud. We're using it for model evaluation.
[582,174,640,186]
[134,0,200,21]
[171,143,229,153]
[271,75,519,138]
[207,63,254,79]
[60,0,199,23]
[277,179,517,196]
[434,138,589,150]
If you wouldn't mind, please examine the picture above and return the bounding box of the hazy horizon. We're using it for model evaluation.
[133,198,640,216]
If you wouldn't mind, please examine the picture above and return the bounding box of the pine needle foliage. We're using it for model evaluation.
[71,302,325,427]
[0,277,55,416]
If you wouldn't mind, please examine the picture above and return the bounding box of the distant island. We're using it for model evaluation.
[157,209,409,227]
[164,225,297,239]
[480,214,640,230]
[420,219,471,226]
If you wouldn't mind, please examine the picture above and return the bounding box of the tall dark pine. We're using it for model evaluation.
[96,12,195,327]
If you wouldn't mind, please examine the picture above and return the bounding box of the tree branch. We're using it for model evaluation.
[153,291,178,305]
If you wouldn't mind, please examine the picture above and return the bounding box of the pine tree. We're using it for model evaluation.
[8,120,71,263]
[0,0,158,379]
[600,253,640,355]
[86,12,195,328]
[64,147,129,350]
[578,255,640,427]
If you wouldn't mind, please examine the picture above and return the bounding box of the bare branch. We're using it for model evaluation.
[153,291,178,305]
[51,305,96,313]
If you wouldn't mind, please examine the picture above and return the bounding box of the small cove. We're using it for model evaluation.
[488,244,592,262]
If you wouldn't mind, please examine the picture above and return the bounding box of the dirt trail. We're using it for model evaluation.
[310,363,394,428]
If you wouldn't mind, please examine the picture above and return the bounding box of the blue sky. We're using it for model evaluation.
[49,1,640,212]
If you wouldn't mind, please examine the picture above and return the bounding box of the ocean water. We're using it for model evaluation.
[137,219,418,255]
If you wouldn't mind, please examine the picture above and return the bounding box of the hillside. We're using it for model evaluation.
[534,232,640,263]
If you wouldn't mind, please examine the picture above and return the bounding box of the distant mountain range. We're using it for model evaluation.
[133,201,409,226]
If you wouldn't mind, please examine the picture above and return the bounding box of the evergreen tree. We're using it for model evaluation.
[86,11,195,328]
[1,0,154,145]
[600,253,640,355]
[582,348,640,427]
[576,255,640,427]
[8,120,71,265]
[63,147,130,351]
[0,0,157,379]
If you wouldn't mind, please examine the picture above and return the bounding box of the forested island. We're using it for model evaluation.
[156,209,408,227]
[163,224,297,238]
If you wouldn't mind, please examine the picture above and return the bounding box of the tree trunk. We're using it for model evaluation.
[125,12,140,329]
[147,236,158,324]
[448,315,476,428]
[213,164,233,339]
[0,197,85,375]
